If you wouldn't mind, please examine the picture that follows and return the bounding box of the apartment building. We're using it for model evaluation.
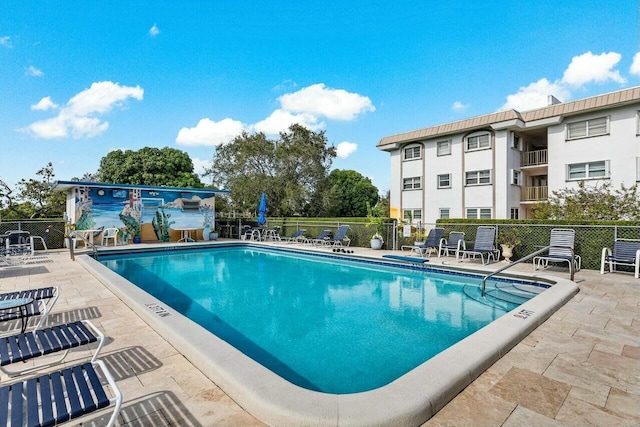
[377,87,640,224]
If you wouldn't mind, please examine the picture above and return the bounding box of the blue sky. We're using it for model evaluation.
[1,1,638,194]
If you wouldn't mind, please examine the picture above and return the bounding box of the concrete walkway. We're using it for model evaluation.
[0,245,638,426]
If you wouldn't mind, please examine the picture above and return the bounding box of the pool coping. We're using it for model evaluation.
[79,244,579,426]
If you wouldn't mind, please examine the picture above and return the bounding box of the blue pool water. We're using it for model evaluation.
[100,246,528,394]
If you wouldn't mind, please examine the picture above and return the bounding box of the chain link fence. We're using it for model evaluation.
[0,220,66,250]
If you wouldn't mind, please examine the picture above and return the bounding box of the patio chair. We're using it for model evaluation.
[323,225,351,247]
[284,229,306,243]
[0,359,122,427]
[438,231,466,259]
[265,226,281,241]
[401,228,445,257]
[0,320,105,376]
[5,231,33,259]
[0,286,59,335]
[459,226,499,265]
[533,228,581,272]
[101,227,119,246]
[601,238,640,279]
[305,229,332,245]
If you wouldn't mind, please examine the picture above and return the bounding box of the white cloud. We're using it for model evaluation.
[279,83,375,120]
[630,52,640,77]
[336,141,358,159]
[272,79,297,92]
[561,51,625,87]
[26,81,143,139]
[452,101,469,112]
[500,78,571,111]
[0,36,11,48]
[191,157,212,176]
[176,118,245,146]
[149,24,160,37]
[252,109,322,135]
[31,96,58,111]
[26,65,43,77]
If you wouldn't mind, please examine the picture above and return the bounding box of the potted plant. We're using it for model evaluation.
[119,212,141,244]
[366,202,386,250]
[497,229,521,262]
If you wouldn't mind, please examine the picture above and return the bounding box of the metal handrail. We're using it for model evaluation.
[66,234,98,261]
[481,245,551,296]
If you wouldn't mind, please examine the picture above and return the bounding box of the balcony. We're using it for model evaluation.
[521,186,548,202]
[521,149,548,167]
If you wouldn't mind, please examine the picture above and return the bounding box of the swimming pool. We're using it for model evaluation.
[100,246,532,394]
[82,242,579,426]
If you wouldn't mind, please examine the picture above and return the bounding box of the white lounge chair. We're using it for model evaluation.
[601,239,640,279]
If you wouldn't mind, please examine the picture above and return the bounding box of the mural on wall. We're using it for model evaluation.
[72,186,215,236]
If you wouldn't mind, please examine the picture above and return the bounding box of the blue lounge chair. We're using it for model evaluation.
[323,225,351,247]
[438,231,466,259]
[0,320,105,376]
[306,229,332,245]
[0,286,59,335]
[0,359,122,427]
[284,229,306,244]
[601,239,640,279]
[401,228,444,257]
[533,228,581,272]
[460,226,499,265]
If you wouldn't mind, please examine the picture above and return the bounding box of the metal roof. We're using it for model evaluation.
[51,180,230,195]
[377,86,640,149]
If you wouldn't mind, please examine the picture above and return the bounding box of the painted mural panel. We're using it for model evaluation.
[73,186,215,237]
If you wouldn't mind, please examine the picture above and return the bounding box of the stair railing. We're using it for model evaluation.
[481,245,553,296]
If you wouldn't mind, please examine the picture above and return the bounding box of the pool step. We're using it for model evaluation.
[463,281,544,310]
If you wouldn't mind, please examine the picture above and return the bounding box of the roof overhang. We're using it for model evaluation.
[50,180,230,195]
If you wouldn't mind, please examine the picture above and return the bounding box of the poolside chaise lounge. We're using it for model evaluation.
[321,225,351,247]
[0,320,105,376]
[459,226,499,265]
[0,359,122,427]
[438,231,466,259]
[284,229,306,243]
[305,229,332,245]
[533,228,581,272]
[601,238,640,279]
[0,286,59,336]
[401,228,444,257]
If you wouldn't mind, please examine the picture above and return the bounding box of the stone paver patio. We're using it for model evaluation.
[0,244,638,426]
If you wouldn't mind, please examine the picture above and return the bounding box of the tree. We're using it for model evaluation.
[206,124,336,216]
[0,163,66,219]
[98,147,204,188]
[319,169,379,217]
[531,181,640,220]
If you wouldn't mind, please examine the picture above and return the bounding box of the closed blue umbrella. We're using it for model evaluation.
[257,193,267,225]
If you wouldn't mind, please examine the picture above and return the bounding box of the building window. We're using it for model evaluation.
[439,208,450,219]
[437,173,451,189]
[437,140,451,156]
[465,169,492,186]
[511,170,522,186]
[403,146,421,161]
[567,161,609,180]
[403,209,422,222]
[510,208,519,219]
[465,132,491,151]
[566,117,608,140]
[466,208,492,219]
[511,133,521,150]
[403,176,422,190]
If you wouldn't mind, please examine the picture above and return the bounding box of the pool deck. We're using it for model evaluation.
[0,241,638,426]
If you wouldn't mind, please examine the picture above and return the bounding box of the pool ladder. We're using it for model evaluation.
[480,244,575,296]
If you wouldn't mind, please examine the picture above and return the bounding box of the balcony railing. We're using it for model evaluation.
[521,149,548,167]
[521,186,548,201]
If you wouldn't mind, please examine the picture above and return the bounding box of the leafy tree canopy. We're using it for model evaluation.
[98,147,204,188]
[0,162,65,219]
[320,169,379,217]
[206,124,336,216]
[531,181,640,221]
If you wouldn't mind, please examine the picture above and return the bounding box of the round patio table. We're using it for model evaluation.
[0,297,34,333]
